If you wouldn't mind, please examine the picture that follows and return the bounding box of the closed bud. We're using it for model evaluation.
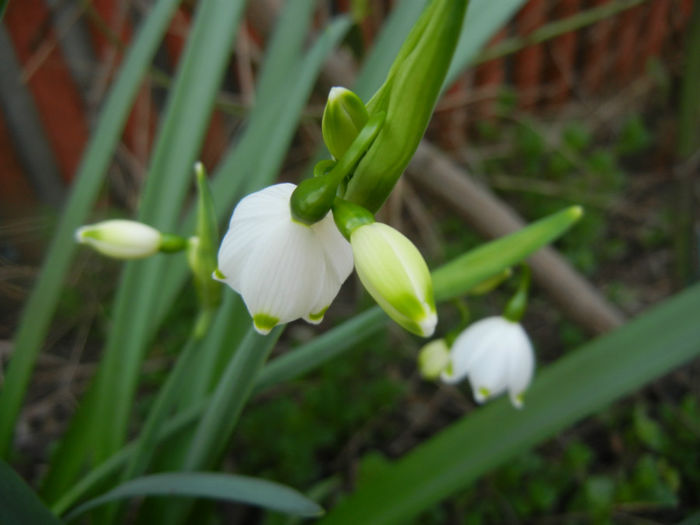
[75,220,164,259]
[418,339,450,379]
[322,87,368,160]
[351,221,437,337]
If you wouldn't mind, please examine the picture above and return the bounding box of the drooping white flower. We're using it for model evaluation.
[350,222,437,337]
[215,183,353,335]
[75,219,162,259]
[441,316,534,408]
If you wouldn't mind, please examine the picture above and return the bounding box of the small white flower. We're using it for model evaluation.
[350,222,436,337]
[215,183,353,335]
[75,219,162,259]
[441,316,534,408]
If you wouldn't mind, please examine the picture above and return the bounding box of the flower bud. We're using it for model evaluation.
[418,339,450,379]
[75,220,164,259]
[322,87,369,160]
[333,199,436,336]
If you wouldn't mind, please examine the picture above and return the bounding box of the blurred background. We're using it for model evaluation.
[1,0,699,522]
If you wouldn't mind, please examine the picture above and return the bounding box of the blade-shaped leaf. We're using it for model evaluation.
[445,0,528,85]
[0,459,62,525]
[64,472,323,522]
[432,206,583,300]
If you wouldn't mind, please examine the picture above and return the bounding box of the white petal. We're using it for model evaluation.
[240,221,324,331]
[505,323,535,407]
[305,211,353,320]
[444,317,503,381]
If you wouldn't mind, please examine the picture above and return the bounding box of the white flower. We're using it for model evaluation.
[215,183,353,334]
[75,219,162,259]
[350,222,436,337]
[441,316,534,408]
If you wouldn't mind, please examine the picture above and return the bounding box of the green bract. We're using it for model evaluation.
[344,0,469,212]
[322,87,369,160]
[188,163,222,317]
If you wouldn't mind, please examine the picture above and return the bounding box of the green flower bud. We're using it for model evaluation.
[333,199,437,337]
[343,0,469,212]
[75,219,176,259]
[418,339,450,380]
[322,87,369,160]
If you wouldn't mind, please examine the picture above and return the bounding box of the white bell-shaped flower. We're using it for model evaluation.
[75,219,162,259]
[215,183,353,335]
[441,316,534,408]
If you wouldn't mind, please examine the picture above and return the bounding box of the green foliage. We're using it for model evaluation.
[237,332,404,488]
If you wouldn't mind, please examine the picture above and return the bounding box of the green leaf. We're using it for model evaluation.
[0,0,182,460]
[353,0,427,99]
[64,472,323,522]
[446,0,533,86]
[183,328,283,472]
[0,459,62,525]
[319,283,700,525]
[432,206,583,301]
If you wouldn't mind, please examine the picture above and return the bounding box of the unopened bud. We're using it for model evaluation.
[322,87,368,160]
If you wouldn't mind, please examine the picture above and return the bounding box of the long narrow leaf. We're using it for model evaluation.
[64,472,323,522]
[0,459,62,525]
[0,0,182,459]
[320,284,700,524]
[184,328,282,471]
[353,0,426,99]
[445,0,528,85]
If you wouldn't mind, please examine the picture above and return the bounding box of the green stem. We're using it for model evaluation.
[290,111,384,224]
[475,0,646,64]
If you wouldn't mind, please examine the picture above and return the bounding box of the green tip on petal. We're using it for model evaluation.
[306,306,329,324]
[478,386,491,399]
[513,393,525,409]
[213,268,226,280]
[253,314,280,335]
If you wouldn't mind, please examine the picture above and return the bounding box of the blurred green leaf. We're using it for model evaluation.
[64,472,323,522]
[0,460,62,525]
